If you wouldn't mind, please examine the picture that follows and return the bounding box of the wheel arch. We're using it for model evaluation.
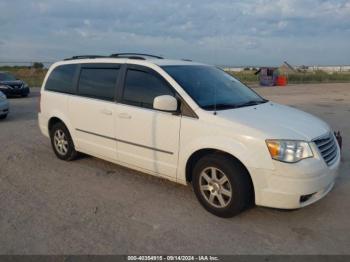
[185,148,255,201]
[47,115,74,140]
[47,115,78,161]
[48,117,65,132]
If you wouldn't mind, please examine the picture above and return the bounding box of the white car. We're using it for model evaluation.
[0,91,9,119]
[38,54,341,217]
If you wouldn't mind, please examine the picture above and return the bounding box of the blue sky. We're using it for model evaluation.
[0,0,349,66]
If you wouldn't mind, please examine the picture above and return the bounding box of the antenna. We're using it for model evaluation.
[213,84,217,115]
[213,68,218,115]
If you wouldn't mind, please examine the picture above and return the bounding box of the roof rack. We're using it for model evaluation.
[110,53,164,59]
[64,55,107,61]
[63,53,164,61]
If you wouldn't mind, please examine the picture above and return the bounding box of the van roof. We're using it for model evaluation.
[148,59,206,66]
[60,54,207,67]
[56,58,207,68]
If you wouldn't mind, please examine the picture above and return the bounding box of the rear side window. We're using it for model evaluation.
[45,64,78,94]
[122,69,174,109]
[78,68,119,101]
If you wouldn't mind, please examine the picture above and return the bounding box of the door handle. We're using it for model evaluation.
[101,109,113,115]
[118,113,132,119]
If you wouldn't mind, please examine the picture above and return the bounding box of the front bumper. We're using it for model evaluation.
[0,100,9,116]
[1,87,30,96]
[250,144,340,209]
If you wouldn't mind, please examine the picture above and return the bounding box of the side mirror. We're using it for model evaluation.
[153,95,178,112]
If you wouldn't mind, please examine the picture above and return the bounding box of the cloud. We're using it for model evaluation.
[0,0,349,65]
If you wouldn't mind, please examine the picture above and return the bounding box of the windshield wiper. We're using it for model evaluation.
[236,99,268,108]
[202,103,239,110]
[202,99,268,111]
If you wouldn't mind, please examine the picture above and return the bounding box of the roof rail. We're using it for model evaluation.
[110,53,164,59]
[112,55,146,60]
[64,55,107,61]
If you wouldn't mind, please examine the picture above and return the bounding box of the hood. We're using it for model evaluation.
[0,80,24,86]
[216,102,330,141]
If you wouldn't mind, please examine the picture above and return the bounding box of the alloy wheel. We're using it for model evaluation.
[199,167,232,208]
[53,129,68,155]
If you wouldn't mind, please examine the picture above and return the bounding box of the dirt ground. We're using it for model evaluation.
[0,83,349,254]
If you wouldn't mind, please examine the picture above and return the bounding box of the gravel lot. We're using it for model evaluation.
[0,83,349,255]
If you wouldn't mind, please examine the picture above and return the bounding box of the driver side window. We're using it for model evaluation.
[122,69,174,109]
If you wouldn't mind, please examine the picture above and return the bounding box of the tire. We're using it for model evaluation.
[192,153,253,218]
[0,114,7,120]
[21,94,28,97]
[50,122,78,161]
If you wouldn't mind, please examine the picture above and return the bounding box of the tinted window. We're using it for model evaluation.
[122,69,174,109]
[78,68,119,101]
[163,65,266,110]
[45,64,78,93]
[0,72,16,81]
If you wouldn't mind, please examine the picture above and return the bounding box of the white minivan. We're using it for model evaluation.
[38,54,341,217]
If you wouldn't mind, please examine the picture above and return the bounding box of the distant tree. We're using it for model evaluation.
[32,62,44,69]
[244,67,251,71]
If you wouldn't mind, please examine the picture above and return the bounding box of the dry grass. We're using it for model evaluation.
[0,66,47,87]
[227,69,350,85]
[1,66,350,87]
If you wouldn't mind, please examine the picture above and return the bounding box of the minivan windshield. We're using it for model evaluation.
[0,72,17,81]
[162,65,267,110]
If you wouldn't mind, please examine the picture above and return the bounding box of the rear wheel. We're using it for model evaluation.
[0,114,7,120]
[192,154,253,218]
[50,122,78,161]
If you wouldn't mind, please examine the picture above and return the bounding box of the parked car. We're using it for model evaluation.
[0,91,9,119]
[0,71,30,97]
[38,54,341,217]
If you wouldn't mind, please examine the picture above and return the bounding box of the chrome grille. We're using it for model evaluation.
[313,133,338,166]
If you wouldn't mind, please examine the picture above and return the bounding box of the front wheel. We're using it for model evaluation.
[50,122,78,161]
[192,154,253,218]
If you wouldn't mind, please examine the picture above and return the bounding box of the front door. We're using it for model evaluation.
[115,65,181,179]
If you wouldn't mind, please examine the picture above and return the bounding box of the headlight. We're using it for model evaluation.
[0,93,6,100]
[0,85,10,89]
[266,140,313,163]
